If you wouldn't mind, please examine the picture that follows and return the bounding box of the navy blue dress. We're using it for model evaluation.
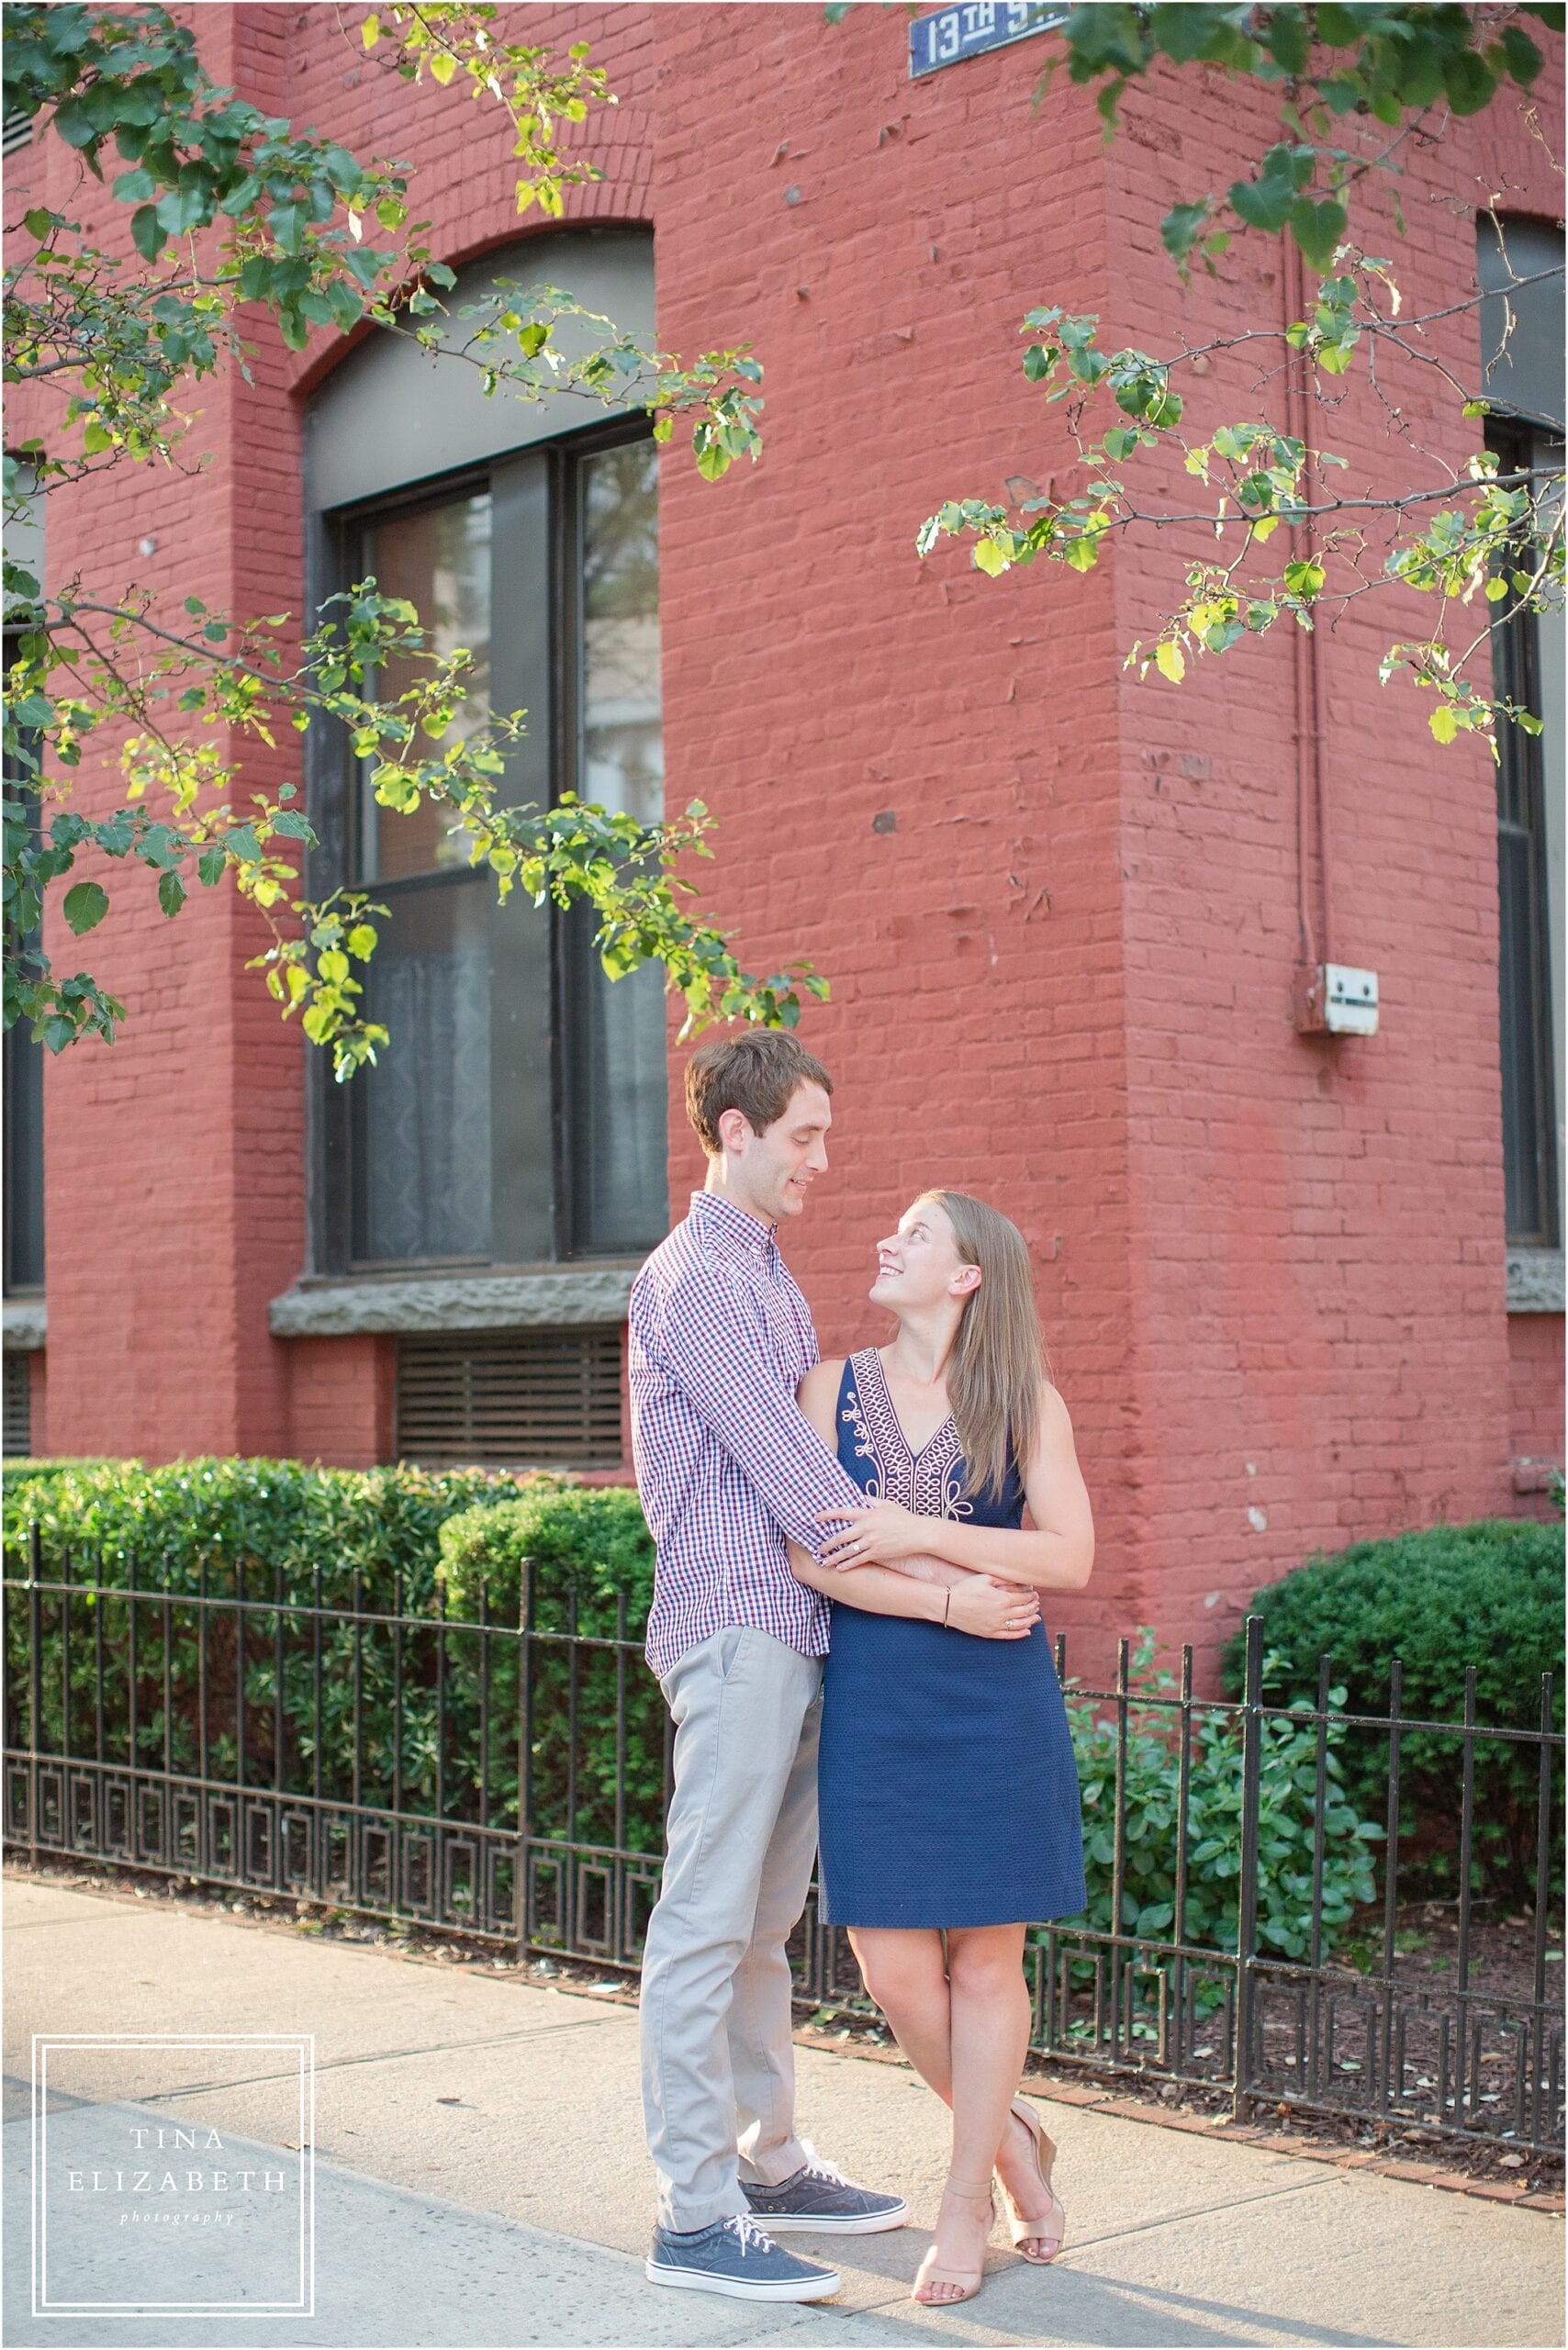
[816,1348,1087,1930]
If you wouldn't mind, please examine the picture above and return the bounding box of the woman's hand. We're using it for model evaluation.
[946,1575,1041,1640]
[816,1498,929,1568]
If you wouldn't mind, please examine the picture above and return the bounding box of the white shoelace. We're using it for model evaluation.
[796,2141,849,2188]
[723,2212,774,2258]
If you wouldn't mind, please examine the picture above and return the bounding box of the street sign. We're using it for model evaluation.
[909,2,1069,79]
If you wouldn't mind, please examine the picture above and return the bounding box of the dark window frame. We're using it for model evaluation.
[1486,413,1562,1249]
[308,411,666,1276]
[3,624,46,1297]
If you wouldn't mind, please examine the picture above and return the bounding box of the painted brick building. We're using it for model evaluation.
[5,3,1562,1680]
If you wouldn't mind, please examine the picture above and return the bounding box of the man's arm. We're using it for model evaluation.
[650,1259,868,1562]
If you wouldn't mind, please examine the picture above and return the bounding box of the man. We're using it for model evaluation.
[628,1032,907,2304]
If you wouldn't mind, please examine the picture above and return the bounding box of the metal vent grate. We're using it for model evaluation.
[3,1352,32,1457]
[395,1328,624,1469]
[2,111,34,156]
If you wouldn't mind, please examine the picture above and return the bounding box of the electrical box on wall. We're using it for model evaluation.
[1294,963,1380,1036]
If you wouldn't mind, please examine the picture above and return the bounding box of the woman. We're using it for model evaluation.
[787,1190,1093,2308]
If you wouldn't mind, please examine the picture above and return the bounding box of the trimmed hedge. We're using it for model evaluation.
[1221,1518,1564,1898]
[438,1489,664,1850]
[1,1460,657,1863]
[2,1455,556,1602]
[4,1459,135,1484]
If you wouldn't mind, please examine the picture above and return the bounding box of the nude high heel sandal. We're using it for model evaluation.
[999,2097,1066,2263]
[912,2179,995,2306]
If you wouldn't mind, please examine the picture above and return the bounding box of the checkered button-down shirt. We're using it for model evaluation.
[628,1189,869,1680]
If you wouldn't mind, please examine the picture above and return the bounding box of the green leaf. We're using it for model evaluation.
[130,204,167,261]
[1161,201,1209,263]
[113,166,158,204]
[1155,640,1185,684]
[63,880,110,935]
[50,95,100,151]
[1497,24,1544,84]
[1290,197,1349,273]
[973,540,1009,576]
[23,207,54,241]
[157,869,185,918]
[154,182,209,236]
[1443,50,1496,115]
[1428,704,1459,744]
[1230,169,1296,235]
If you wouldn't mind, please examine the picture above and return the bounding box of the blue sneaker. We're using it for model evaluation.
[645,2211,842,2301]
[743,2141,909,2233]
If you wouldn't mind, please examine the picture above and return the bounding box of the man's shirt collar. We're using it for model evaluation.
[689,1188,778,1267]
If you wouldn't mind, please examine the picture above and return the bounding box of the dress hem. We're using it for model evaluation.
[818,1900,1087,1930]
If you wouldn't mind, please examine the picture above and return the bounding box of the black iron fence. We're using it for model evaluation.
[4,1531,1562,2155]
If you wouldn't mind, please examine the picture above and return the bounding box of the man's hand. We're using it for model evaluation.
[946,1574,1041,1640]
[817,1497,928,1568]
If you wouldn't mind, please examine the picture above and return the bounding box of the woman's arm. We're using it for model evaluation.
[816,1382,1094,1593]
[786,1538,1037,1638]
[786,1361,1039,1639]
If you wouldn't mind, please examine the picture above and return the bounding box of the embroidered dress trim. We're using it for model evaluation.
[842,1348,974,1520]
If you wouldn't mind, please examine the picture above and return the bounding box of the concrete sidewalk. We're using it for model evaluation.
[4,1873,1561,2350]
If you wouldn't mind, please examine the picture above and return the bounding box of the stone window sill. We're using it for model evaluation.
[2,1299,46,1353]
[1506,1248,1565,1313]
[268,1266,639,1339]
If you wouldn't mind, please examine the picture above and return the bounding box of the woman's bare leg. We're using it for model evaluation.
[851,1921,1061,2280]
[945,1923,1031,2177]
[847,1927,952,2097]
[849,1922,1052,2298]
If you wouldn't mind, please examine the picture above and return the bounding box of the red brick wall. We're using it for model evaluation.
[10,6,1561,1676]
[285,1335,394,1470]
[1095,57,1566,1669]
[1508,1314,1566,1519]
[648,3,1133,1676]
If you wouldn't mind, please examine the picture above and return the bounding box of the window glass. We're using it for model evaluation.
[581,441,663,823]
[352,878,492,1263]
[566,440,669,1254]
[359,491,492,882]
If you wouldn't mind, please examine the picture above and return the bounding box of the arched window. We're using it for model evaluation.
[302,229,667,1275]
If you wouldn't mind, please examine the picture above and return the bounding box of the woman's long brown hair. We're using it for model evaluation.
[915,1190,1052,1502]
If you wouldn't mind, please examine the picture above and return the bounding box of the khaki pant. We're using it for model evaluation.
[639,1623,823,2232]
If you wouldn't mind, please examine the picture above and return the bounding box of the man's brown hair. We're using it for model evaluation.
[685,1033,834,1157]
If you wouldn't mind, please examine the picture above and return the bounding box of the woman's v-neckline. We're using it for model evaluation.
[866,1347,955,1464]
